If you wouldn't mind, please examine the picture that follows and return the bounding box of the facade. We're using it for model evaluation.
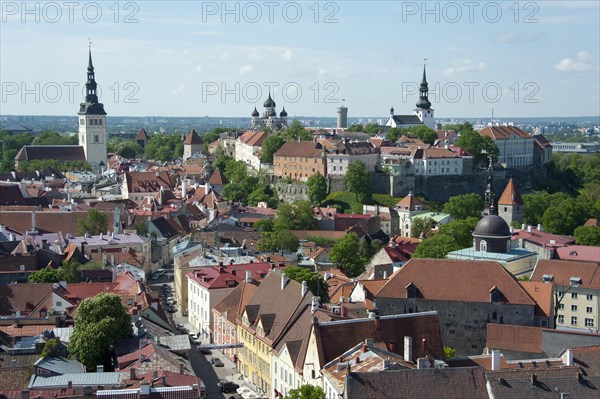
[411,147,463,176]
[374,259,537,355]
[533,134,552,164]
[182,129,204,161]
[479,125,534,167]
[394,192,427,238]
[273,141,327,181]
[362,205,399,236]
[531,259,599,333]
[78,47,108,170]
[121,171,177,202]
[135,128,149,148]
[326,141,379,177]
[235,130,268,170]
[497,178,524,226]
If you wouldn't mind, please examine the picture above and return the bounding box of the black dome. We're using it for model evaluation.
[251,107,259,117]
[473,215,511,237]
[263,94,275,108]
[416,97,431,109]
[269,110,277,117]
[280,107,287,117]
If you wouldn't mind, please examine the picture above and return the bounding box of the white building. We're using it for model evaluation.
[235,130,268,170]
[387,65,435,129]
[479,125,534,167]
[410,147,464,176]
[326,141,379,176]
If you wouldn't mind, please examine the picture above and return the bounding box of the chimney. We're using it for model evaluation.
[192,384,199,398]
[21,390,29,399]
[521,223,526,230]
[161,375,167,385]
[301,280,309,297]
[416,357,430,369]
[31,210,37,235]
[140,381,150,397]
[527,225,533,233]
[245,270,252,283]
[404,336,413,362]
[382,358,391,370]
[311,296,320,313]
[537,224,543,231]
[130,367,136,380]
[365,338,373,347]
[140,354,146,362]
[563,348,574,366]
[97,365,104,373]
[491,350,501,371]
[67,381,73,389]
[281,273,289,290]
[382,270,388,279]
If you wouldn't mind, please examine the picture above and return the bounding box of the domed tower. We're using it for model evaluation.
[413,63,435,129]
[279,107,288,127]
[251,107,260,127]
[263,92,276,118]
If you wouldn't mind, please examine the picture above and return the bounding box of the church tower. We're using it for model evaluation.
[497,178,524,227]
[483,158,495,216]
[413,64,435,129]
[78,44,107,171]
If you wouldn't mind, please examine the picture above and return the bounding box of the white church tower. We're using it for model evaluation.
[78,44,107,171]
[413,64,435,129]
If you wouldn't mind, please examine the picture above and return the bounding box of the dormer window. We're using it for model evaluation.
[570,277,582,287]
[480,240,487,253]
[406,282,418,299]
[490,287,502,303]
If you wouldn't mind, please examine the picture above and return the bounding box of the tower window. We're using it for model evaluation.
[480,240,487,253]
[80,118,85,125]
[99,119,102,126]
[95,134,99,143]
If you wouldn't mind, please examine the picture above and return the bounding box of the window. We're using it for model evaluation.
[558,315,564,324]
[480,240,487,253]
[571,305,578,312]
[56,301,62,307]
[80,118,84,125]
[559,303,565,310]
[571,316,578,325]
[587,294,593,301]
[587,307,593,314]
[557,290,563,297]
[94,134,99,143]
[585,318,594,327]
[572,292,578,300]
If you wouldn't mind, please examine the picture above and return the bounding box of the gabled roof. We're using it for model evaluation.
[213,280,259,323]
[390,115,423,125]
[313,312,445,366]
[15,146,86,162]
[486,324,543,354]
[0,283,54,317]
[479,125,532,140]
[182,129,203,145]
[125,171,177,194]
[238,130,268,146]
[394,192,425,211]
[519,281,553,318]
[135,128,149,140]
[274,141,325,158]
[208,167,228,185]
[498,178,524,206]
[531,259,600,289]
[345,367,488,399]
[376,259,535,305]
[555,245,600,262]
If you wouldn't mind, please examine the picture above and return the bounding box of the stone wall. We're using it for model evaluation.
[375,297,535,356]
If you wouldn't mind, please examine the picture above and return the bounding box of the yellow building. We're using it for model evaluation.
[236,271,312,397]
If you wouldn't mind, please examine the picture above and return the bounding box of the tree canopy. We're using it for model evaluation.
[257,229,299,252]
[261,134,285,163]
[306,172,328,205]
[284,266,330,302]
[69,293,133,370]
[144,134,184,162]
[77,209,108,236]
[437,217,479,248]
[284,384,326,399]
[410,217,436,239]
[574,226,600,246]
[386,125,438,145]
[412,234,461,259]
[443,193,484,220]
[344,160,372,203]
[329,232,366,277]
[452,122,499,164]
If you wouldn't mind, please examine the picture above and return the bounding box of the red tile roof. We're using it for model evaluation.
[395,192,425,211]
[238,130,268,146]
[376,259,535,305]
[584,218,599,227]
[187,262,278,290]
[486,324,543,353]
[531,259,600,289]
[182,129,203,145]
[207,167,228,185]
[479,125,532,140]
[497,178,524,206]
[135,128,149,141]
[555,245,600,262]
[519,281,553,318]
[511,228,575,249]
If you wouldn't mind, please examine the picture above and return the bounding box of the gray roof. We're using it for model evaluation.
[28,372,127,388]
[390,115,423,125]
[158,334,192,351]
[473,215,511,238]
[34,356,86,374]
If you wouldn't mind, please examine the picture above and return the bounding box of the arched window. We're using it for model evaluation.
[480,240,487,253]
[94,134,99,143]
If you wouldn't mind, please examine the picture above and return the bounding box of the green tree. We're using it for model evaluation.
[346,124,363,132]
[261,134,285,163]
[40,338,61,358]
[115,141,143,159]
[412,234,461,259]
[281,120,312,141]
[254,219,274,232]
[28,260,82,283]
[134,220,149,236]
[224,159,248,184]
[329,232,366,277]
[28,266,61,283]
[541,198,588,235]
[443,193,484,220]
[410,217,436,238]
[247,185,277,208]
[274,201,318,231]
[77,209,108,235]
[284,266,330,302]
[409,125,438,145]
[444,346,457,359]
[454,123,499,164]
[306,172,328,205]
[437,217,479,248]
[69,293,133,370]
[574,226,600,246]
[257,229,299,252]
[344,160,372,203]
[522,192,569,225]
[284,384,326,399]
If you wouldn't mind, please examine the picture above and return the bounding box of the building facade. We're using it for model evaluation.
[479,125,534,167]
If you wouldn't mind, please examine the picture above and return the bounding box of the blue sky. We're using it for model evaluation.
[1,1,599,118]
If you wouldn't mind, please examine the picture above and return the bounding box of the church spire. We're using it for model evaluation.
[85,41,98,104]
[415,62,431,110]
[483,156,496,216]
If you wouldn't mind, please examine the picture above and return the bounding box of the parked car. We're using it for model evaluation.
[198,347,212,354]
[211,358,224,367]
[218,380,239,393]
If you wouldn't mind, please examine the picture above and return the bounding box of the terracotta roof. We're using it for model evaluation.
[531,259,600,289]
[395,193,425,211]
[182,129,203,145]
[376,259,535,305]
[519,281,553,318]
[213,280,259,323]
[345,367,488,399]
[0,367,32,392]
[238,130,268,146]
[14,145,86,162]
[0,283,54,317]
[584,219,599,227]
[125,171,177,193]
[533,134,552,148]
[314,312,444,366]
[421,148,461,159]
[187,262,277,290]
[479,125,532,140]
[208,167,228,185]
[511,228,575,249]
[291,230,347,240]
[486,324,543,353]
[0,324,54,337]
[555,245,600,262]
[274,141,325,158]
[135,128,149,140]
[572,345,600,377]
[498,178,524,206]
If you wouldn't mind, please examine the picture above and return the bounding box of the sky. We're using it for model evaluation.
[1,1,599,118]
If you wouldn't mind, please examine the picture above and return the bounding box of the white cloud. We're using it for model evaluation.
[281,49,293,61]
[195,65,203,74]
[238,65,254,75]
[555,52,593,72]
[443,59,486,76]
[496,32,538,44]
